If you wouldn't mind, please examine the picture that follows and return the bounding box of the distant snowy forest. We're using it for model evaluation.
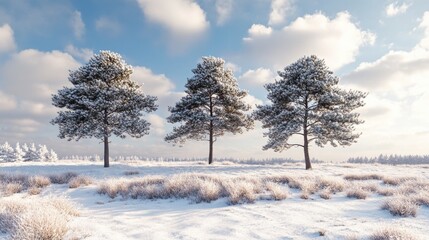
[347,155,429,165]
[0,142,58,162]
[2,141,429,165]
[61,155,323,165]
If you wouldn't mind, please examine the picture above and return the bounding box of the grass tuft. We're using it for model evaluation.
[381,197,418,217]
[346,187,370,199]
[370,226,419,240]
[49,172,78,184]
[68,175,93,188]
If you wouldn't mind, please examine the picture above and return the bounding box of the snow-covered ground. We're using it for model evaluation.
[1,161,429,239]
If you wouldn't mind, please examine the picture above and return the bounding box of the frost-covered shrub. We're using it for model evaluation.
[129,184,164,200]
[413,193,429,207]
[265,182,288,200]
[196,179,223,203]
[288,177,319,194]
[0,197,79,240]
[0,174,53,196]
[0,200,27,233]
[0,173,27,185]
[4,183,23,196]
[28,175,51,188]
[358,182,379,192]
[98,179,129,199]
[265,174,294,184]
[48,197,80,217]
[344,174,383,181]
[224,179,257,205]
[27,187,42,195]
[319,189,332,200]
[370,226,419,240]
[300,191,310,200]
[164,174,202,199]
[11,206,69,240]
[381,197,418,217]
[317,177,347,193]
[68,175,93,188]
[49,172,78,184]
[346,187,370,199]
[377,187,396,196]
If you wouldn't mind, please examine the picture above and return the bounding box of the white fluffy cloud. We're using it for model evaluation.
[0,24,16,53]
[65,44,93,62]
[131,66,184,115]
[0,91,16,111]
[70,11,85,39]
[269,0,293,25]
[1,49,80,102]
[386,2,410,17]
[95,17,122,35]
[131,66,175,96]
[246,24,272,38]
[239,68,275,87]
[147,114,166,136]
[0,49,80,141]
[340,11,429,156]
[215,0,233,25]
[243,12,375,70]
[137,0,209,36]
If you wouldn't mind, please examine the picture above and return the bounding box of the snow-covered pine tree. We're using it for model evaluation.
[51,51,158,167]
[24,143,39,161]
[0,142,14,162]
[48,149,58,162]
[13,142,25,162]
[0,142,12,162]
[37,144,49,162]
[253,55,366,170]
[165,56,254,164]
[22,143,29,153]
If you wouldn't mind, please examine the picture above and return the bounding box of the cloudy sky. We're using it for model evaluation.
[0,0,428,161]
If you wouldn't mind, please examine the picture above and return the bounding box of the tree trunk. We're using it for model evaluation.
[103,109,109,168]
[303,96,312,170]
[104,135,109,168]
[303,132,312,170]
[208,94,214,165]
[209,123,213,164]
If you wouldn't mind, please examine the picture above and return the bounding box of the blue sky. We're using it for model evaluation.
[1,0,429,161]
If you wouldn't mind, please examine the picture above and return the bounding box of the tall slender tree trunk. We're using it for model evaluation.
[209,121,213,164]
[208,95,214,165]
[303,130,311,170]
[103,109,109,168]
[303,96,312,170]
[104,135,109,168]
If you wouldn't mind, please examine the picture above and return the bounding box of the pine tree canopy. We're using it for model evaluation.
[165,56,254,144]
[254,55,367,153]
[51,51,158,141]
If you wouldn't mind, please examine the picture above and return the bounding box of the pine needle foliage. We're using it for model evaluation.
[165,56,253,164]
[51,51,157,167]
[254,55,366,169]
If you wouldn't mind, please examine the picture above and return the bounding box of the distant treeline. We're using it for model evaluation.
[61,155,322,165]
[347,154,429,165]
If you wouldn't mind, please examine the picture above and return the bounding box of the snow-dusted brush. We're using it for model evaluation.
[68,175,94,188]
[370,226,419,240]
[0,197,81,240]
[253,55,366,169]
[381,196,419,217]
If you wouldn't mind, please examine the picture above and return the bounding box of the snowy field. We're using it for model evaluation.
[1,161,429,240]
